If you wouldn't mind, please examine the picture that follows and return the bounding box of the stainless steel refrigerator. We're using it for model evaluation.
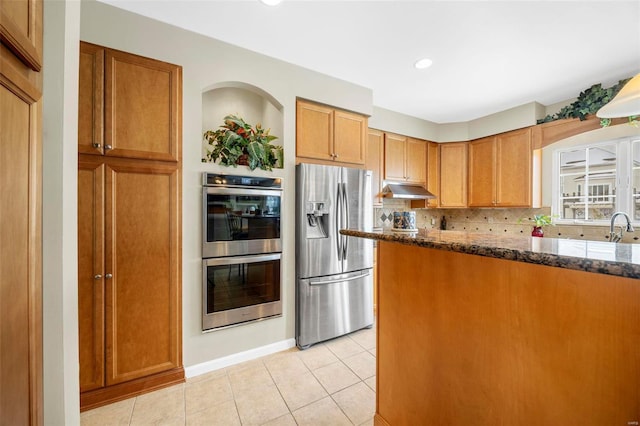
[296,163,374,349]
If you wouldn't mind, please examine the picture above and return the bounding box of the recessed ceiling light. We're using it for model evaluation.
[260,0,282,5]
[414,58,433,70]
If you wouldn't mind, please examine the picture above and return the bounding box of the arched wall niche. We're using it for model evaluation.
[541,123,640,206]
[201,82,284,163]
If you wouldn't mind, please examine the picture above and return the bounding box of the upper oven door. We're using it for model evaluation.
[203,186,282,258]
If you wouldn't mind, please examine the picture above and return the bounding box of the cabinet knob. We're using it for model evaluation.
[104,145,113,150]
[94,274,102,280]
[334,154,339,158]
[92,142,101,149]
[105,273,113,279]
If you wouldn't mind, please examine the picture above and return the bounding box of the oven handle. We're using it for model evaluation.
[204,187,282,197]
[203,253,281,267]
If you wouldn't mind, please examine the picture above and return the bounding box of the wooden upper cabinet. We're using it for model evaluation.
[334,109,366,164]
[468,137,496,207]
[439,142,468,208]
[410,141,439,209]
[0,0,42,71]
[496,128,532,207]
[426,142,440,208]
[78,41,182,162]
[296,100,333,161]
[79,43,105,155]
[406,138,426,184]
[296,99,367,166]
[468,128,532,207]
[366,129,384,206]
[384,134,426,185]
[384,133,406,181]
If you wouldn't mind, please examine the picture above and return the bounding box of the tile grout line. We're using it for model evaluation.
[128,395,137,425]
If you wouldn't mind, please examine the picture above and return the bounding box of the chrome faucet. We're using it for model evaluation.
[609,212,634,243]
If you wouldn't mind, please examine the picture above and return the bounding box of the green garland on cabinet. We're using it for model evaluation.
[537,77,635,126]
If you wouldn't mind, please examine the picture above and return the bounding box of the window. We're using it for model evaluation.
[553,137,640,223]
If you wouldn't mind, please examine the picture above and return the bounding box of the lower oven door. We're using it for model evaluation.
[202,253,282,331]
[296,269,373,349]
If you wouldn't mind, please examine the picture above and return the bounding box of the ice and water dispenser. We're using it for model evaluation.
[305,201,330,239]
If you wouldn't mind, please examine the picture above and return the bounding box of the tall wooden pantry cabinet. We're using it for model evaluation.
[77,41,183,410]
[0,0,43,423]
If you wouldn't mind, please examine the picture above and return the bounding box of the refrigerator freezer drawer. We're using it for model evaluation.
[296,269,374,349]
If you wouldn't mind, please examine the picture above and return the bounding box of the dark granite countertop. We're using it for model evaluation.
[341,228,640,279]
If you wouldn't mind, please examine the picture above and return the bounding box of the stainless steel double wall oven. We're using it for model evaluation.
[202,173,282,331]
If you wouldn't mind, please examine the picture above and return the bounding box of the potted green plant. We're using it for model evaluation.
[519,214,555,237]
[203,115,283,171]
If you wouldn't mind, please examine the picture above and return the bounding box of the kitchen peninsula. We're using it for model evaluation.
[342,229,640,425]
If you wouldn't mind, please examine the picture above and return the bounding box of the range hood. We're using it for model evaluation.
[382,184,436,200]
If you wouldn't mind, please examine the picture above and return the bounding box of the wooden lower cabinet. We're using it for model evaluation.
[78,155,183,410]
[377,242,640,425]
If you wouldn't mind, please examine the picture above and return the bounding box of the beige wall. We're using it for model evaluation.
[42,0,81,424]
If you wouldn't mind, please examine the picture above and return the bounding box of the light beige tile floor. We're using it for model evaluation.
[81,326,376,426]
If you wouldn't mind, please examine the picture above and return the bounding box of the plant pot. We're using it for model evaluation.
[531,226,544,238]
[236,154,249,166]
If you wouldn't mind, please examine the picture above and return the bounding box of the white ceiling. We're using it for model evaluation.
[97,0,640,123]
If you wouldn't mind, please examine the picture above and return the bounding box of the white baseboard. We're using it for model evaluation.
[184,338,297,379]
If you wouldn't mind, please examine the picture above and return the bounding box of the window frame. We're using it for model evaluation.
[552,137,636,225]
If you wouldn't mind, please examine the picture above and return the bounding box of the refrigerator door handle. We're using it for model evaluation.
[341,182,349,260]
[309,270,370,286]
[335,183,343,260]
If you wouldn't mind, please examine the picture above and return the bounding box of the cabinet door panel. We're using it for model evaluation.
[78,160,105,392]
[468,137,495,207]
[384,133,406,181]
[0,63,42,425]
[406,138,426,184]
[78,43,104,155]
[0,0,42,71]
[440,143,468,208]
[105,50,180,161]
[296,100,333,161]
[426,142,440,208]
[496,128,531,206]
[0,82,34,426]
[105,161,181,385]
[366,129,384,205]
[334,109,366,165]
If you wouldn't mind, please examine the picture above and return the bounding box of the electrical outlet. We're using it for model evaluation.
[431,218,436,225]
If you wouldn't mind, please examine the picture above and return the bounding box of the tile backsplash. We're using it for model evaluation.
[374,200,640,243]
